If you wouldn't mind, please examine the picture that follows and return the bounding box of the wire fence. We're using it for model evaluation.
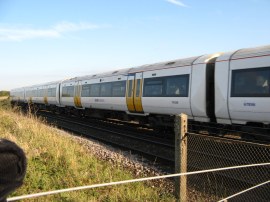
[6,114,270,201]
[188,120,270,143]
[7,163,270,201]
[175,114,270,201]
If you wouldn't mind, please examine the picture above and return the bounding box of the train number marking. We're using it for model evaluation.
[243,102,256,107]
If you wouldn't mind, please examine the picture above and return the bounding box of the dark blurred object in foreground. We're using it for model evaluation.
[0,139,27,202]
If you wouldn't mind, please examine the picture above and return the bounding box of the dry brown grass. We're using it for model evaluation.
[0,98,175,201]
[0,96,8,100]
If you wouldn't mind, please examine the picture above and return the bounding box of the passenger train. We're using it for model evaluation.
[10,44,270,133]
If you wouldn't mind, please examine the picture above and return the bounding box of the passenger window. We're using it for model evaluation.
[33,90,37,97]
[136,80,141,97]
[81,84,91,97]
[166,75,189,97]
[62,86,74,97]
[38,89,44,97]
[90,84,100,97]
[48,88,52,97]
[48,88,56,97]
[62,87,68,97]
[47,88,56,97]
[112,81,126,97]
[144,79,163,97]
[143,75,189,97]
[231,67,270,97]
[128,80,133,97]
[100,83,112,97]
[68,86,74,97]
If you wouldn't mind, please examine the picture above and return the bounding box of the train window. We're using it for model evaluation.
[38,89,43,97]
[128,80,133,97]
[143,75,190,97]
[67,86,74,97]
[62,87,68,97]
[143,79,163,97]
[100,82,112,97]
[27,90,31,97]
[166,75,189,97]
[42,89,45,97]
[90,84,100,97]
[33,90,37,97]
[51,88,56,97]
[47,88,56,97]
[231,67,270,97]
[81,84,91,97]
[62,86,74,97]
[112,81,126,97]
[136,80,141,97]
[47,88,52,97]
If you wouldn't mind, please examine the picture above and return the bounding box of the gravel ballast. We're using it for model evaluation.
[56,128,175,195]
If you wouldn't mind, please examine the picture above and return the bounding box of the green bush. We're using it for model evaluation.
[0,91,10,96]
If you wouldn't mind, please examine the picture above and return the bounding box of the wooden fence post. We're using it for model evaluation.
[174,113,188,202]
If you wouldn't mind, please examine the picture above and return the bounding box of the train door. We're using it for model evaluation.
[74,81,83,108]
[126,73,144,113]
[44,86,48,105]
[134,73,144,113]
[57,83,61,106]
[126,75,135,112]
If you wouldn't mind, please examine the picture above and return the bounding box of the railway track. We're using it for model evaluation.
[22,109,270,201]
[37,111,175,168]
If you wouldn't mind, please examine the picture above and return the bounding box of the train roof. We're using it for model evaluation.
[62,67,133,83]
[129,56,201,73]
[232,44,270,60]
[65,56,203,81]
[23,80,62,89]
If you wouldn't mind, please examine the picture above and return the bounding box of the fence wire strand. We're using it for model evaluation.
[7,163,270,202]
[218,180,270,202]
[181,124,270,201]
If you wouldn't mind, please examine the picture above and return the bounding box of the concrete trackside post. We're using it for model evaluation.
[174,113,188,202]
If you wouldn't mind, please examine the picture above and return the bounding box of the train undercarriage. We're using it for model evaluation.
[12,101,270,143]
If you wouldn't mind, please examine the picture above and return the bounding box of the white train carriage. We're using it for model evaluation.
[42,81,61,106]
[60,78,78,108]
[79,68,131,112]
[10,88,25,103]
[128,54,221,124]
[23,81,61,107]
[33,85,47,104]
[25,85,45,105]
[132,57,199,118]
[191,53,222,122]
[25,86,34,104]
[215,45,270,125]
[10,44,270,132]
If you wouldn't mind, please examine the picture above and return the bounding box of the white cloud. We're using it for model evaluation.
[53,22,99,32]
[0,22,102,42]
[166,0,188,7]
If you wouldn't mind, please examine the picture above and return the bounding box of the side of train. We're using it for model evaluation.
[10,45,270,129]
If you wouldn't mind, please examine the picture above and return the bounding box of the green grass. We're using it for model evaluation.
[0,98,175,202]
[0,91,9,97]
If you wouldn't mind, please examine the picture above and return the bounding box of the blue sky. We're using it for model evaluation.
[1,0,270,90]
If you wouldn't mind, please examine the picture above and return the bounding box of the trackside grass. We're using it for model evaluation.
[0,98,175,201]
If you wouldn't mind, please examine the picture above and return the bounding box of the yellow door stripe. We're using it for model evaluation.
[126,80,135,112]
[44,97,48,105]
[74,96,82,108]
